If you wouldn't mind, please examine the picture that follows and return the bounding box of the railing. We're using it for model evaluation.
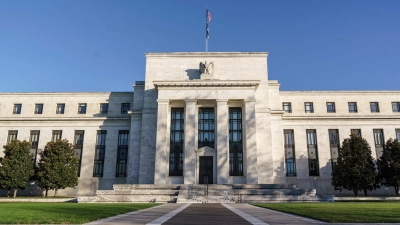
[203,176,209,203]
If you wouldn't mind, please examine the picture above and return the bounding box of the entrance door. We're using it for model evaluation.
[199,156,213,184]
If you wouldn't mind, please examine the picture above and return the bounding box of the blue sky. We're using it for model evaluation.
[0,0,399,92]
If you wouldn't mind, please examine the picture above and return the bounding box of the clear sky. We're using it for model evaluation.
[1,0,399,92]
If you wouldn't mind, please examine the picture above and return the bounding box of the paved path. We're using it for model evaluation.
[84,203,397,225]
[84,203,325,225]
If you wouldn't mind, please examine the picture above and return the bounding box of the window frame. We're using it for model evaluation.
[392,102,400,113]
[56,103,65,114]
[34,104,43,114]
[370,102,380,113]
[100,103,109,114]
[348,102,358,113]
[121,103,130,114]
[304,102,314,113]
[282,102,292,113]
[326,102,336,113]
[78,103,87,114]
[13,104,22,114]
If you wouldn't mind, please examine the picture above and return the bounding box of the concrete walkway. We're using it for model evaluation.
[84,203,397,225]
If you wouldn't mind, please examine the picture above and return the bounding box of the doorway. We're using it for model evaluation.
[199,156,213,184]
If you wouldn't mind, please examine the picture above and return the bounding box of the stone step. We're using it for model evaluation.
[233,189,316,196]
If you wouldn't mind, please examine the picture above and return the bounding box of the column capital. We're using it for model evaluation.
[216,99,229,104]
[157,99,169,104]
[244,99,256,103]
[185,99,197,104]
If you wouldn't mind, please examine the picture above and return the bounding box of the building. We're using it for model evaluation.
[1,52,400,197]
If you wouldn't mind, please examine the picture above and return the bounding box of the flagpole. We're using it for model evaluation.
[206,6,208,52]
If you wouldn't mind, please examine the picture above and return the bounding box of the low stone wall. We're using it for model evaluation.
[0,198,77,202]
[335,196,400,202]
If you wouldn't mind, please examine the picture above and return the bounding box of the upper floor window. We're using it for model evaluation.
[78,103,87,114]
[7,130,18,143]
[370,102,379,113]
[304,102,314,113]
[326,102,335,113]
[198,108,215,148]
[100,103,108,114]
[392,102,400,112]
[121,103,130,114]
[56,104,65,114]
[13,104,22,114]
[34,104,43,114]
[348,102,358,113]
[282,102,292,113]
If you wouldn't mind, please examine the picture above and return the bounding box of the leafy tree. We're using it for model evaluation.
[377,138,400,196]
[36,139,79,197]
[0,140,35,197]
[332,134,378,196]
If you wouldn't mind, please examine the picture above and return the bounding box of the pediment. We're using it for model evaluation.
[195,146,216,153]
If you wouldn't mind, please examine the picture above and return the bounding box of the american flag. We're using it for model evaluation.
[207,11,212,23]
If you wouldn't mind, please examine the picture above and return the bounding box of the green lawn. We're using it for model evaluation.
[0,202,160,224]
[254,202,400,223]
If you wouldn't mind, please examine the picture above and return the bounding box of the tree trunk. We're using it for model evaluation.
[54,189,58,197]
[7,188,10,197]
[363,189,368,196]
[353,190,358,196]
[395,186,399,196]
[45,189,48,197]
[13,188,17,198]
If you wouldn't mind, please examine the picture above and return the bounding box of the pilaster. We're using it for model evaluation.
[216,99,229,184]
[184,99,197,184]
[153,99,169,184]
[244,99,258,184]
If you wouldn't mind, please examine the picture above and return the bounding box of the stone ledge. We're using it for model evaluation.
[0,198,77,202]
[335,196,400,202]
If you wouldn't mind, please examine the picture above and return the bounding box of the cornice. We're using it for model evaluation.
[145,52,268,58]
[280,91,400,96]
[0,92,133,97]
[153,80,260,88]
[282,115,400,120]
[0,117,131,122]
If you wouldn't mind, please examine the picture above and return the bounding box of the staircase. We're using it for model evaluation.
[177,184,236,203]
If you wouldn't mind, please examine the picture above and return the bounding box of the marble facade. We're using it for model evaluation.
[1,52,400,196]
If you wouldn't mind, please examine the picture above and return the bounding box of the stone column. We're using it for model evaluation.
[216,99,229,184]
[153,99,169,184]
[244,99,258,184]
[184,99,197,184]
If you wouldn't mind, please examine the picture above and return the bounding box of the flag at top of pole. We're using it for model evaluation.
[206,6,211,52]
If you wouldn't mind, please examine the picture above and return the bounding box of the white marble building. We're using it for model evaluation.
[1,52,400,196]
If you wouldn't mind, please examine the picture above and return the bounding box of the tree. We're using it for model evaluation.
[331,134,378,196]
[377,138,400,196]
[0,140,35,197]
[36,139,79,197]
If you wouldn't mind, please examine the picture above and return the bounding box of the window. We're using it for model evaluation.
[348,102,358,113]
[13,104,22,114]
[93,130,106,177]
[29,131,40,163]
[229,108,243,176]
[56,104,65,114]
[373,129,384,158]
[7,131,18,143]
[351,129,362,137]
[326,102,335,113]
[34,104,43,114]
[198,108,215,148]
[396,129,400,141]
[284,130,296,176]
[51,130,62,142]
[392,102,400,112]
[116,130,129,177]
[169,108,184,176]
[121,103,130,114]
[370,102,379,113]
[100,103,108,114]
[305,102,314,113]
[329,129,340,169]
[74,131,84,177]
[78,103,87,114]
[282,102,292,113]
[306,129,319,176]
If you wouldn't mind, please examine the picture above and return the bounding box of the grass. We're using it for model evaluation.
[254,202,400,223]
[0,202,160,224]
